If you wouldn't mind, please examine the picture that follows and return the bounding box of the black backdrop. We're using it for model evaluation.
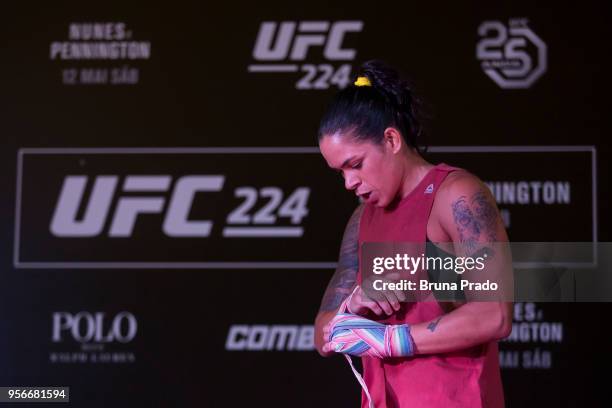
[1,1,610,407]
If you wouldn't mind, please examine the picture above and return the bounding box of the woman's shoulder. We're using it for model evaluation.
[431,167,495,229]
[437,167,486,198]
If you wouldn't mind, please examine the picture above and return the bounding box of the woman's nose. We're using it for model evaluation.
[344,173,360,191]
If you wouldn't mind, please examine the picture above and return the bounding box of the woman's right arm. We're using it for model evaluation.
[314,204,363,356]
[314,204,404,356]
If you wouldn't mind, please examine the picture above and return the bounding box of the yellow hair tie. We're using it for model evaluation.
[354,76,371,87]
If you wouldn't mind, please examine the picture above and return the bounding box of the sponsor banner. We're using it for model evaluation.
[15,147,355,268]
[15,146,595,268]
[50,311,137,364]
[225,325,314,351]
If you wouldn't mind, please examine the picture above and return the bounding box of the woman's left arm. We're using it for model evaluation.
[410,172,513,355]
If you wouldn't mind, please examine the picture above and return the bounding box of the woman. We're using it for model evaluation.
[314,60,512,407]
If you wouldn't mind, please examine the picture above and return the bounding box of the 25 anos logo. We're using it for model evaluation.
[476,18,547,89]
[249,21,363,90]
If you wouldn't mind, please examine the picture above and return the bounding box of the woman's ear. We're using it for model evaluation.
[383,127,403,154]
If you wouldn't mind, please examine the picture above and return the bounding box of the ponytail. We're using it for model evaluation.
[318,60,427,154]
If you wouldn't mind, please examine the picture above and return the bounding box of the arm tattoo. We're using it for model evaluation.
[471,191,497,241]
[427,316,443,332]
[318,205,363,312]
[451,189,498,254]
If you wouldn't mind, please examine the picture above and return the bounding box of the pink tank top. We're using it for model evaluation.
[357,163,505,408]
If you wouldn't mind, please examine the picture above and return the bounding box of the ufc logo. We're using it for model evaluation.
[253,21,363,61]
[50,175,224,237]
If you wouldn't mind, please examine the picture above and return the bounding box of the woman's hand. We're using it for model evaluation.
[347,283,404,316]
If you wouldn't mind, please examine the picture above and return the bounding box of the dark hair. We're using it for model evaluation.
[318,60,427,153]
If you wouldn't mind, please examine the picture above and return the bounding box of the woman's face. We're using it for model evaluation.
[319,132,403,208]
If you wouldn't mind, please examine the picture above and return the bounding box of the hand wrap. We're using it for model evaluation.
[327,313,415,359]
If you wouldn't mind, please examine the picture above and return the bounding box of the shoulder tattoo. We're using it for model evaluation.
[451,189,498,253]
